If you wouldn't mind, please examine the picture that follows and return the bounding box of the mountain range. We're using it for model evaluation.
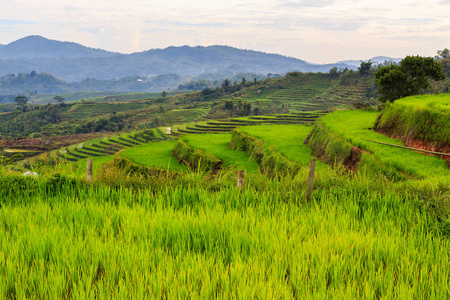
[338,56,402,67]
[0,35,393,82]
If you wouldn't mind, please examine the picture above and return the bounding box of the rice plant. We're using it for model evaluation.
[0,169,449,298]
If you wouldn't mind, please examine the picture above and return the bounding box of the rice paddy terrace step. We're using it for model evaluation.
[118,136,141,146]
[72,147,104,157]
[83,144,117,155]
[99,140,125,151]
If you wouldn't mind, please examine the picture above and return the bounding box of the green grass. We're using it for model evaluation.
[120,141,187,171]
[183,133,260,172]
[164,109,207,123]
[62,103,149,120]
[29,92,118,104]
[395,93,450,110]
[72,156,115,177]
[0,171,449,298]
[376,95,450,148]
[321,110,449,178]
[240,124,327,169]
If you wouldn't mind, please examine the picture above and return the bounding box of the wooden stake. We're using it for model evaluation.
[306,158,316,202]
[237,170,244,190]
[87,158,93,184]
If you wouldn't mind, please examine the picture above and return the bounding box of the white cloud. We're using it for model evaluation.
[0,0,449,63]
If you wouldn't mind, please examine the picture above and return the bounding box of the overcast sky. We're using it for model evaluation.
[1,0,449,63]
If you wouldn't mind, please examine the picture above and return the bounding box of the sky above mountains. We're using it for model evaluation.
[1,0,449,64]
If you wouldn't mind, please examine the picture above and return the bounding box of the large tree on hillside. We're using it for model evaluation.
[436,48,450,60]
[358,60,373,74]
[14,96,28,111]
[375,55,445,103]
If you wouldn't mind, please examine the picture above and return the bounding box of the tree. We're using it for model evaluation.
[436,48,450,60]
[161,90,167,99]
[221,79,230,92]
[358,60,373,74]
[224,100,234,110]
[329,67,338,78]
[375,55,445,103]
[53,95,65,104]
[243,102,252,116]
[14,96,28,111]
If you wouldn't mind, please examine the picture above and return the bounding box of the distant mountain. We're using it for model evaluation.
[338,56,402,68]
[0,36,356,81]
[0,35,118,59]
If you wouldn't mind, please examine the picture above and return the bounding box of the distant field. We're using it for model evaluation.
[121,141,187,171]
[29,92,166,105]
[62,102,149,120]
[164,109,207,124]
[239,72,373,111]
[29,92,116,104]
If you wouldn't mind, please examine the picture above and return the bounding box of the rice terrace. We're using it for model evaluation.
[0,36,450,298]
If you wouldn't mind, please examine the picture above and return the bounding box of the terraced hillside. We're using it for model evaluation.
[238,72,375,111]
[55,129,160,162]
[169,111,327,135]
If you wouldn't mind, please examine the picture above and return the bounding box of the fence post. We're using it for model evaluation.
[306,158,316,202]
[87,158,93,184]
[237,170,244,190]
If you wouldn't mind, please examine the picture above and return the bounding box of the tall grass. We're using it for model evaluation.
[376,95,450,148]
[0,171,449,298]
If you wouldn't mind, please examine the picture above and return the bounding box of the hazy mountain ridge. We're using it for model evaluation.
[0,36,357,82]
[0,36,401,86]
[0,35,118,59]
[337,56,402,67]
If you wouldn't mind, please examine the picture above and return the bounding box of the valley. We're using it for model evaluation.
[0,53,449,298]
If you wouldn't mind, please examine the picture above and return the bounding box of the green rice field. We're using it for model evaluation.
[1,100,449,298]
[183,133,260,172]
[240,124,328,169]
[0,169,448,298]
[120,140,187,171]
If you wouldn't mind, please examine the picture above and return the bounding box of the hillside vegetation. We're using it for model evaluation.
[0,70,376,141]
[0,89,449,298]
[375,94,450,149]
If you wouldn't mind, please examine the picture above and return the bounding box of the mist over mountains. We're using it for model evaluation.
[0,35,375,83]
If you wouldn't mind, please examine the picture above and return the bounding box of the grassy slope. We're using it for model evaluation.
[322,110,449,178]
[183,133,260,173]
[375,94,450,148]
[120,141,187,171]
[240,124,327,169]
[62,102,149,121]
[239,72,374,112]
[396,93,450,110]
